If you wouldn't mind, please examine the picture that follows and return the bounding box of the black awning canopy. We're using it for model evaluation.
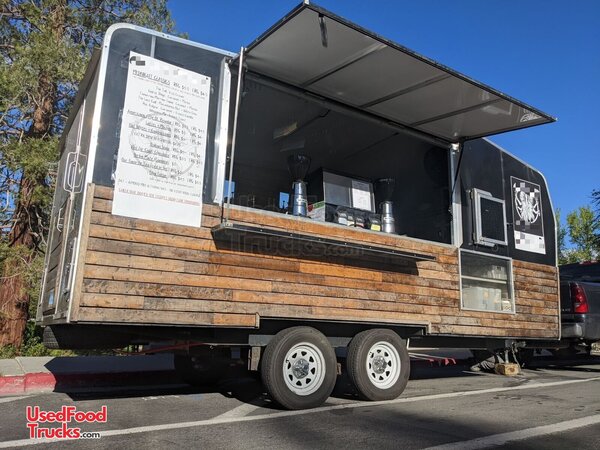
[244,2,555,143]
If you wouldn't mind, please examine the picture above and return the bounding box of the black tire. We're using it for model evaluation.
[174,354,222,386]
[516,348,535,367]
[42,326,62,350]
[550,346,579,359]
[261,327,337,410]
[346,329,410,401]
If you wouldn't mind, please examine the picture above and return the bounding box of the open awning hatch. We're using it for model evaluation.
[243,2,555,143]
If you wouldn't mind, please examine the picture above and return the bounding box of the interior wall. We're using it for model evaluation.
[231,78,451,244]
[338,141,451,244]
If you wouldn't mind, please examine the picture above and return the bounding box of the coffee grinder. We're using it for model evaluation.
[287,154,311,216]
[376,178,396,233]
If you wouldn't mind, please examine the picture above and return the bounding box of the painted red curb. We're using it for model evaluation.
[0,375,26,395]
[25,372,57,392]
[0,370,177,395]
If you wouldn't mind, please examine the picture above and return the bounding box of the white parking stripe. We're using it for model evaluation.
[213,401,263,419]
[1,376,598,448]
[324,396,355,405]
[0,396,30,404]
[423,414,600,450]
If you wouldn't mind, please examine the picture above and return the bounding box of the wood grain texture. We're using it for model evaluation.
[73,185,560,338]
[77,306,257,327]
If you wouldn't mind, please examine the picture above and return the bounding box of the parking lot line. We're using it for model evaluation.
[1,376,599,448]
[0,396,30,404]
[213,401,264,419]
[423,414,600,450]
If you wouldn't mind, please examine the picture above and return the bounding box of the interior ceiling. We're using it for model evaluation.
[235,79,428,175]
[244,4,555,143]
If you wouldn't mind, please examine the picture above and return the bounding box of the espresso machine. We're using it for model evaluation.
[287,154,311,216]
[376,178,396,234]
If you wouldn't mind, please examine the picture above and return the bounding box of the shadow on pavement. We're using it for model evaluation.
[64,355,599,408]
[526,355,600,372]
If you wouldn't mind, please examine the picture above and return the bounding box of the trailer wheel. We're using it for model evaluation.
[550,346,579,359]
[346,329,410,401]
[516,348,535,367]
[261,327,337,410]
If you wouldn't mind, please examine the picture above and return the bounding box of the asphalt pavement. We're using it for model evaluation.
[1,355,599,449]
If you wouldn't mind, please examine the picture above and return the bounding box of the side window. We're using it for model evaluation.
[460,250,514,313]
[472,188,507,247]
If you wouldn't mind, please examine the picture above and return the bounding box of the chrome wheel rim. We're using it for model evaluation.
[366,341,401,389]
[283,342,326,396]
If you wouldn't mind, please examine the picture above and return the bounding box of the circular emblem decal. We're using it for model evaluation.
[515,190,540,224]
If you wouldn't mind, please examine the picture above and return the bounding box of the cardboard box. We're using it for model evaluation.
[308,201,326,221]
[463,286,502,311]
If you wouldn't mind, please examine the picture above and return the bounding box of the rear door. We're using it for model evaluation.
[39,104,86,319]
[38,55,99,322]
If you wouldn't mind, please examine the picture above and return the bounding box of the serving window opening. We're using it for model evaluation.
[224,76,453,245]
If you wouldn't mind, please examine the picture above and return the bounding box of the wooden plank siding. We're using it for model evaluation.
[71,184,560,339]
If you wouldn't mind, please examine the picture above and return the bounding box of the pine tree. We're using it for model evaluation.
[0,0,178,348]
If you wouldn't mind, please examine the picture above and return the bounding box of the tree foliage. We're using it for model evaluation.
[0,0,178,348]
[592,189,600,250]
[562,206,598,264]
[556,209,569,265]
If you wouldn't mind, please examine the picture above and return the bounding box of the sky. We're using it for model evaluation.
[169,0,600,224]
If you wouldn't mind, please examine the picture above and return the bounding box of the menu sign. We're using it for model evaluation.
[112,52,211,227]
[351,180,373,212]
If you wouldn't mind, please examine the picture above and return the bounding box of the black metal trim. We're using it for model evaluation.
[462,118,551,142]
[211,222,435,264]
[411,334,558,344]
[245,1,308,54]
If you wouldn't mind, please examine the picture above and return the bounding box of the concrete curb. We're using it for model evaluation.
[0,354,177,396]
[0,370,178,395]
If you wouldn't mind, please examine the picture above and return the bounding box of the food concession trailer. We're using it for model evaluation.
[37,2,559,409]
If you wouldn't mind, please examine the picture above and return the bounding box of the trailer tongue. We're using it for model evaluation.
[38,2,558,410]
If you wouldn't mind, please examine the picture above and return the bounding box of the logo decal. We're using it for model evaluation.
[519,111,541,123]
[511,177,545,255]
[515,186,540,224]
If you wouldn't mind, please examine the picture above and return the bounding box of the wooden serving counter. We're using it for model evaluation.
[70,184,559,339]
